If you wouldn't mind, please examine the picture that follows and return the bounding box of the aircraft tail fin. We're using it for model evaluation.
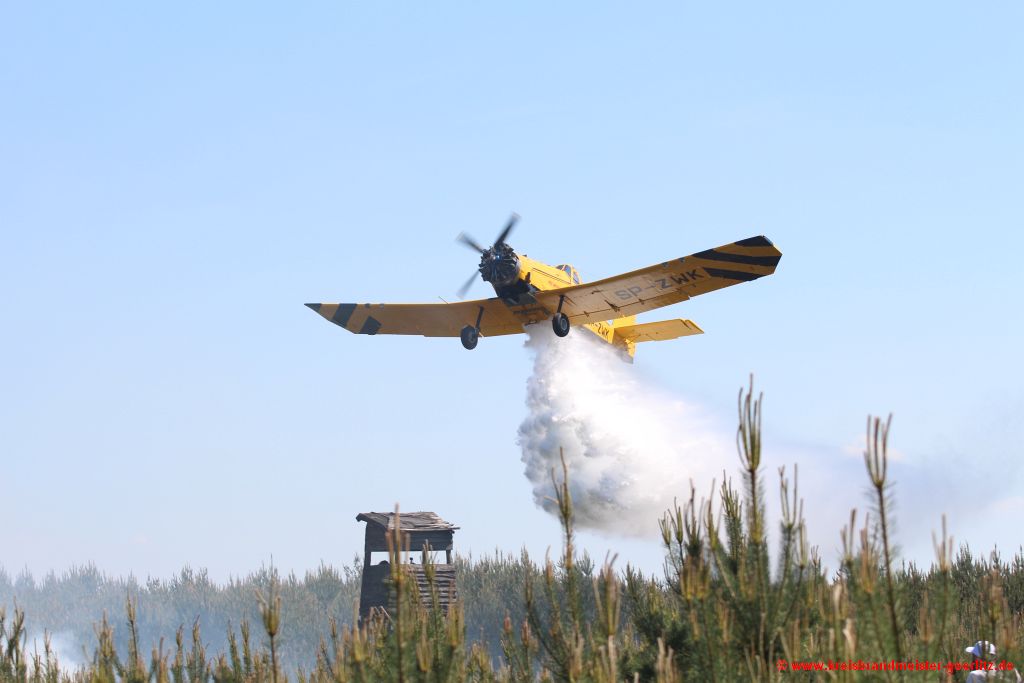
[613,318,703,344]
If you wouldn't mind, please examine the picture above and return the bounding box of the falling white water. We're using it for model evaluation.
[517,324,732,538]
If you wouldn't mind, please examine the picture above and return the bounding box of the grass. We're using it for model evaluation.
[2,379,1023,681]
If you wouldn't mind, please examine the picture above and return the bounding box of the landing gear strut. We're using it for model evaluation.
[552,312,570,338]
[460,325,479,350]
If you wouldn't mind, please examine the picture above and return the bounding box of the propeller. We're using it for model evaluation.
[454,213,520,298]
[456,232,486,254]
[493,213,519,248]
[456,271,478,299]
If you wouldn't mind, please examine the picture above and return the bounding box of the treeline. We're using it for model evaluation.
[2,382,1023,681]
[0,561,361,671]
[0,553,546,671]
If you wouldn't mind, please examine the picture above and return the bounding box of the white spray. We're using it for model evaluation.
[517,325,732,538]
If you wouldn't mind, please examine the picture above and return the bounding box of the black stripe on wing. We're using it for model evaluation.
[703,268,764,282]
[359,317,382,335]
[734,236,775,247]
[691,249,781,267]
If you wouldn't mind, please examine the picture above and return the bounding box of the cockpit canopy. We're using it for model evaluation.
[555,264,581,285]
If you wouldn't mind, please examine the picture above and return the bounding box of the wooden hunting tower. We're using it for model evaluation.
[356,511,459,620]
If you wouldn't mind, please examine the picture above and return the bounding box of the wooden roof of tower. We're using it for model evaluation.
[355,512,459,532]
[357,511,458,556]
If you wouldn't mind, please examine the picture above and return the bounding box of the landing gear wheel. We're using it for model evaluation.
[552,313,570,338]
[460,325,479,350]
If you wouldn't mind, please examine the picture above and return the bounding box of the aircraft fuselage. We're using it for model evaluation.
[487,251,637,358]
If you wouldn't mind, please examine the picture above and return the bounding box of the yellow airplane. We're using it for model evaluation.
[306,215,781,360]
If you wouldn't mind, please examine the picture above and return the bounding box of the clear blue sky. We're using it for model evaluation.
[1,2,1021,581]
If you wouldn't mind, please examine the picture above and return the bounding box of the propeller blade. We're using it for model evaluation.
[456,232,486,254]
[456,270,479,299]
[493,212,519,248]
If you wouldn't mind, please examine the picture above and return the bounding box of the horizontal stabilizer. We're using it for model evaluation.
[614,319,703,343]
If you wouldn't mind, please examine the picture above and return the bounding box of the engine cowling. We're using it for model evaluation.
[479,243,521,289]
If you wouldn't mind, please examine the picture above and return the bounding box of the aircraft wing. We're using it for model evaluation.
[304,298,543,337]
[535,236,781,325]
